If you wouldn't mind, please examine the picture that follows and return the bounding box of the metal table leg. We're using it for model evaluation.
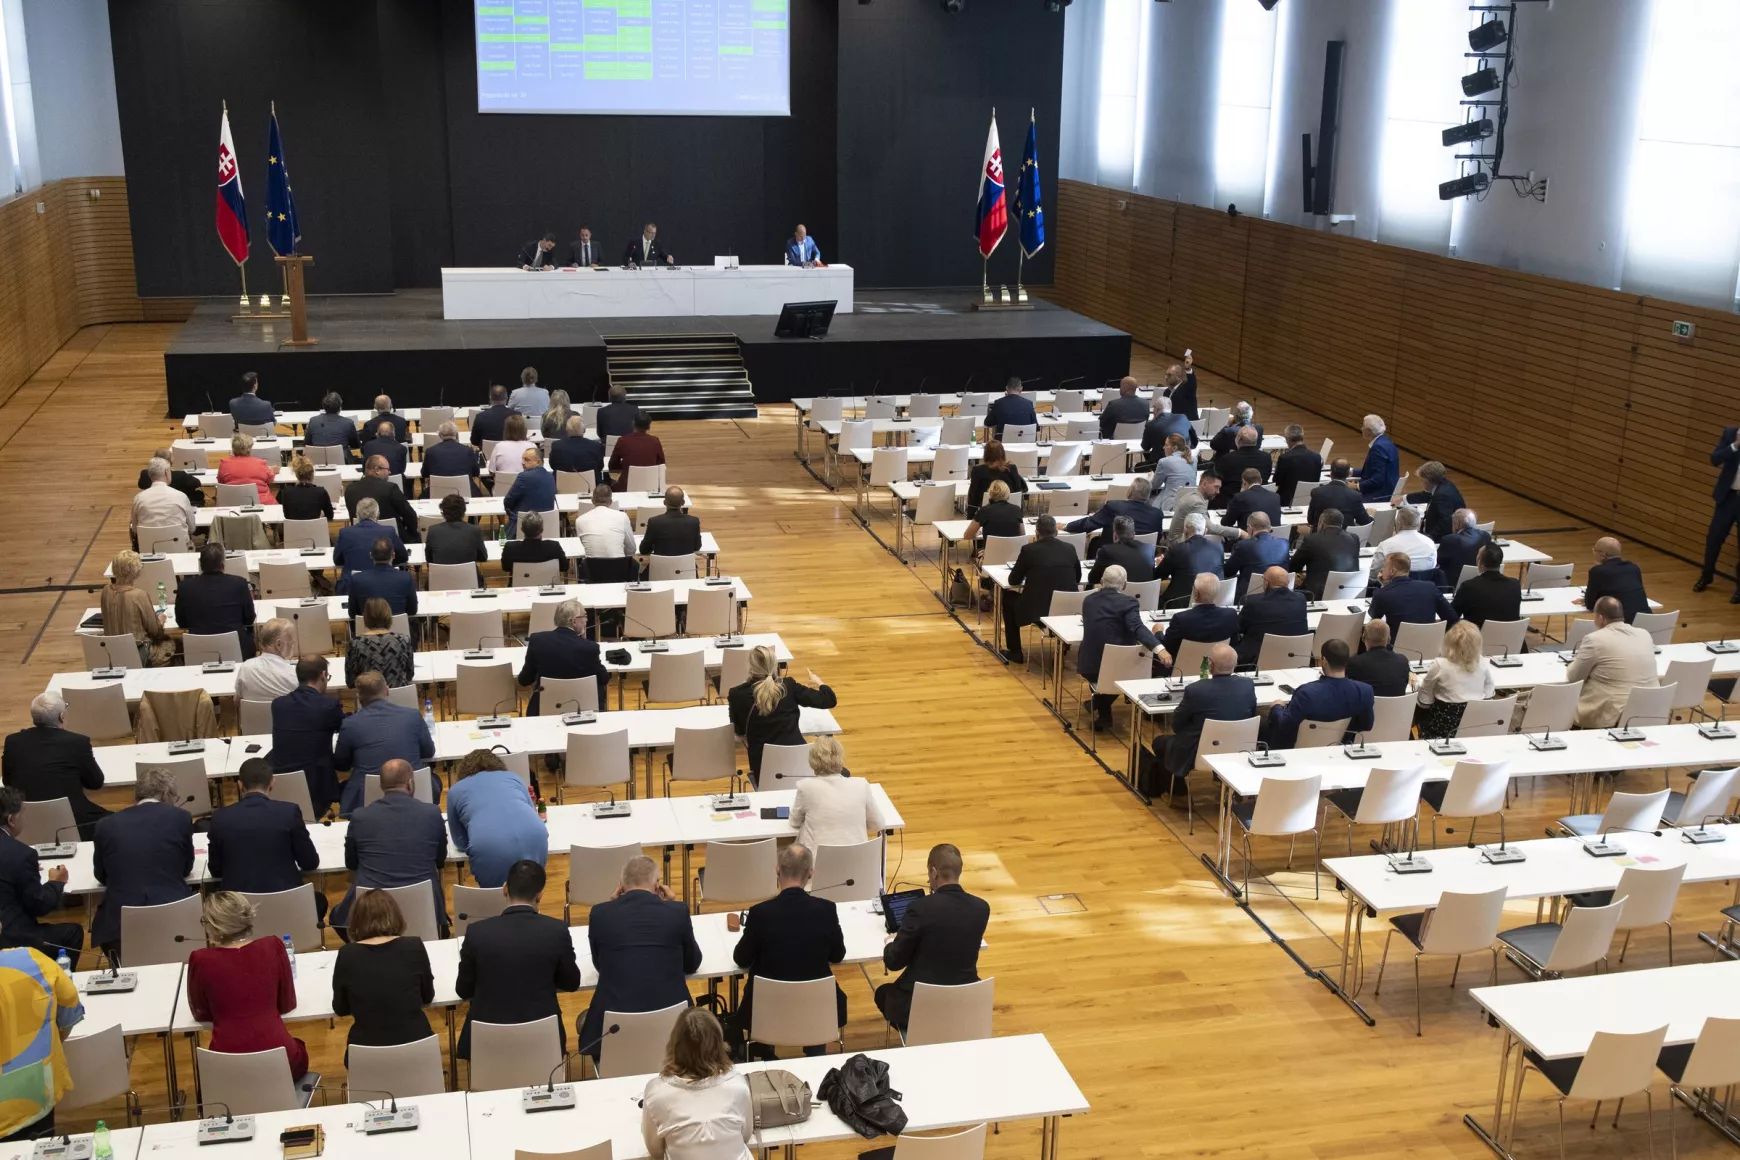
[447,1008,459,1090]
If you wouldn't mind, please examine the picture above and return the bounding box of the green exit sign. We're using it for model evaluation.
[1673,320,1695,339]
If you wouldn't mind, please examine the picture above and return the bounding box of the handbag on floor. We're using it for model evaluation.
[947,568,972,608]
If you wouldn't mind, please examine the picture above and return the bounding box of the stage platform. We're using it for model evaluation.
[161,288,1130,416]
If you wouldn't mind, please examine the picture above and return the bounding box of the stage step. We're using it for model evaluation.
[603,333,757,421]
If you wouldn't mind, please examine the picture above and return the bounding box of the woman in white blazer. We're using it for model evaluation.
[791,736,888,850]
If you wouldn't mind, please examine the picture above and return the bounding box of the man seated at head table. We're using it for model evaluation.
[332,758,449,940]
[333,673,434,818]
[1262,638,1374,749]
[581,854,702,1061]
[3,691,109,841]
[1345,620,1411,698]
[1078,565,1161,732]
[1566,595,1660,730]
[874,842,990,1034]
[1236,566,1309,669]
[1158,573,1240,676]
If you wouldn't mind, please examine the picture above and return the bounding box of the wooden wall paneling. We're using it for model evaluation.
[1234,219,1304,408]
[1306,232,1407,430]
[56,177,146,327]
[1166,204,1247,380]
[0,191,76,407]
[1053,181,1109,324]
[1118,192,1173,355]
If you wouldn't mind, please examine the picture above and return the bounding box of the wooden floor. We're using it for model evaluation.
[11,323,1740,1158]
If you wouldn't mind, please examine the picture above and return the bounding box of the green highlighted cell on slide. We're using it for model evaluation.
[479,60,517,69]
[479,32,549,42]
[585,60,653,79]
[476,5,512,13]
[718,45,753,55]
[514,14,548,23]
[752,0,787,9]
[584,0,651,12]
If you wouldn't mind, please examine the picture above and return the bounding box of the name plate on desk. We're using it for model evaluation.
[1427,739,1466,756]
[462,649,494,660]
[1708,642,1740,655]
[89,667,126,680]
[84,971,138,994]
[167,740,206,754]
[201,662,236,674]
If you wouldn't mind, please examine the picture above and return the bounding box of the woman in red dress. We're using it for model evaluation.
[186,891,308,1079]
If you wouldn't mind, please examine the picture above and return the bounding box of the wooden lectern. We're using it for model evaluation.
[274,255,317,345]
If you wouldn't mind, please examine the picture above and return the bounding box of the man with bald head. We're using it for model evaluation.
[333,672,434,817]
[581,854,700,1059]
[1158,573,1240,675]
[1566,596,1660,729]
[1078,565,1161,731]
[1580,537,1650,623]
[1212,420,1271,493]
[640,486,702,558]
[1099,376,1149,439]
[1263,638,1374,749]
[1163,643,1257,786]
[502,445,555,538]
[1156,511,1225,609]
[361,419,407,479]
[343,452,422,544]
[1236,566,1309,668]
[1436,508,1491,583]
[548,414,605,478]
[1161,353,1198,421]
[333,757,449,939]
[1227,511,1289,598]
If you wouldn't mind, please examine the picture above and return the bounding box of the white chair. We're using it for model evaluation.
[1254,633,1313,671]
[562,730,633,804]
[215,482,260,507]
[1313,611,1364,658]
[596,1002,688,1079]
[1633,610,1678,645]
[1111,421,1144,441]
[271,771,316,823]
[685,586,736,637]
[1003,423,1037,444]
[1518,681,1582,736]
[1564,618,1598,651]
[1088,442,1126,475]
[59,1023,139,1122]
[513,559,563,587]
[183,632,243,666]
[1086,644,1150,740]
[528,599,564,636]
[347,1037,446,1100]
[1373,885,1507,1035]
[495,750,533,788]
[1324,764,1426,855]
[811,840,883,902]
[1323,569,1366,601]
[1063,419,1098,442]
[869,448,911,502]
[1663,657,1717,721]
[980,535,1025,568]
[1394,619,1447,663]
[1365,694,1416,744]
[1496,896,1627,979]
[1005,447,1039,476]
[82,633,141,671]
[760,743,813,785]
[388,684,418,710]
[913,482,959,531]
[749,976,843,1054]
[358,883,440,942]
[646,650,707,705]
[1046,588,1087,620]
[1176,716,1260,833]
[142,756,212,818]
[514,511,560,543]
[626,588,677,638]
[363,767,436,807]
[314,470,345,503]
[1454,696,1517,738]
[908,394,942,418]
[1367,508,1397,542]
[1045,442,1086,477]
[1127,579,1161,612]
[198,413,235,438]
[537,676,599,716]
[648,554,697,582]
[1554,788,1670,840]
[455,661,517,718]
[864,398,896,421]
[892,1125,988,1160]
[173,447,209,471]
[938,416,976,445]
[1296,716,1353,749]
[119,895,205,967]
[1169,638,1220,678]
[63,684,132,741]
[665,723,736,795]
[16,798,76,846]
[1231,774,1325,900]
[1479,618,1528,657]
[565,843,642,922]
[1662,763,1740,828]
[452,884,513,935]
[242,884,323,951]
[555,470,595,495]
[1565,862,1686,965]
[449,609,505,651]
[282,603,335,658]
[281,518,330,551]
[1657,1016,1740,1153]
[196,1046,319,1114]
[491,471,519,498]
[1053,389,1085,412]
[1053,530,1087,559]
[137,524,191,555]
[625,464,666,492]
[694,839,778,912]
[427,561,479,592]
[1615,682,1677,733]
[468,1016,563,1091]
[1527,562,1573,589]
[903,978,994,1047]
[1422,759,1512,848]
[1046,490,1089,520]
[958,393,991,417]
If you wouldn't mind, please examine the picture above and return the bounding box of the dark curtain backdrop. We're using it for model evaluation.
[111,0,1057,295]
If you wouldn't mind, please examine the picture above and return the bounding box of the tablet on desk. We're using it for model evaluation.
[879,888,925,933]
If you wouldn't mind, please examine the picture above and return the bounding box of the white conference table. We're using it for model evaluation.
[441,264,855,320]
[180,406,484,433]
[179,490,673,531]
[103,536,721,580]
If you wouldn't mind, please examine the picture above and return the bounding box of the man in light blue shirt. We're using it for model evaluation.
[508,367,549,417]
[785,224,822,267]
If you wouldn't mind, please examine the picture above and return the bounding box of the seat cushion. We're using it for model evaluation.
[1522,1050,1581,1097]
[1496,922,1564,969]
[1420,780,1448,812]
[295,1070,321,1108]
[1229,797,1256,830]
[1658,789,1689,827]
[1555,813,1601,837]
[1323,787,1365,822]
[1388,911,1427,950]
[1656,1042,1693,1085]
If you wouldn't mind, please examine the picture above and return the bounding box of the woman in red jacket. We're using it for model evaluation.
[216,434,278,504]
[186,891,307,1078]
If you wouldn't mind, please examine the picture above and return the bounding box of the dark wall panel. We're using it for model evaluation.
[835,3,1064,289]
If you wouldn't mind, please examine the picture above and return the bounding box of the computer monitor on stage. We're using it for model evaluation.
[774,300,837,340]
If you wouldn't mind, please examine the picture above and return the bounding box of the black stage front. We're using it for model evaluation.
[162,289,1131,416]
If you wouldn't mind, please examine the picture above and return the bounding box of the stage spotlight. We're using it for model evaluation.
[1468,19,1507,52]
[1439,171,1490,201]
[1461,67,1500,97]
[1441,118,1494,147]
[941,0,963,11]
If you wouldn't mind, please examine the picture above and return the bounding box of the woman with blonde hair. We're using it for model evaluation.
[962,478,1024,542]
[640,1007,753,1160]
[185,891,308,1078]
[966,438,1026,514]
[791,735,887,850]
[488,412,536,474]
[1414,619,1495,738]
[102,549,173,666]
[217,433,277,503]
[726,646,836,786]
[540,388,573,439]
[278,454,334,522]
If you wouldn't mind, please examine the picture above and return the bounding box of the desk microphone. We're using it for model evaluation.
[344,1088,420,1133]
[31,822,84,859]
[1343,731,1381,760]
[1057,376,1085,390]
[712,772,751,812]
[1607,712,1669,744]
[1580,823,1662,859]
[589,785,632,818]
[523,1024,620,1110]
[553,698,598,727]
[1491,645,1523,669]
[1246,740,1286,768]
[476,694,517,730]
[1476,812,1527,864]
[88,636,128,679]
[1684,813,1732,845]
[132,1099,254,1143]
[1394,645,1428,675]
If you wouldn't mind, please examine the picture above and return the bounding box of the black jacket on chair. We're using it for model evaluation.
[1236,587,1310,667]
[1290,529,1361,599]
[205,792,319,896]
[876,883,989,1031]
[1273,446,1323,507]
[2,726,108,837]
[1086,539,1156,588]
[517,626,609,715]
[732,885,847,1032]
[1005,537,1080,626]
[0,831,70,949]
[581,889,702,1053]
[456,904,583,1056]
[640,513,702,558]
[1452,571,1522,629]
[91,801,196,952]
[1584,558,1651,624]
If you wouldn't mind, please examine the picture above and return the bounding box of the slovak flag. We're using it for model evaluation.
[974,112,1007,259]
[215,104,249,266]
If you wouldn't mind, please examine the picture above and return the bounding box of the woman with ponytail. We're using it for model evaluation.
[725,645,837,786]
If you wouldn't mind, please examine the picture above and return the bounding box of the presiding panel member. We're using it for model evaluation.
[626,222,674,267]
[875,843,990,1033]
[785,223,822,266]
[570,226,599,268]
[519,233,558,270]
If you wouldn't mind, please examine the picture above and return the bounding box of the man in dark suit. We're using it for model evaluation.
[503,446,556,538]
[205,759,323,922]
[1001,515,1079,667]
[1155,512,1225,609]
[624,222,673,266]
[1158,574,1240,675]
[1086,516,1156,587]
[422,422,482,497]
[332,759,448,937]
[596,386,642,440]
[91,768,195,962]
[334,676,434,818]
[549,415,606,478]
[1162,644,1257,782]
[583,854,701,1057]
[1212,427,1271,500]
[344,457,422,545]
[1289,511,1362,599]
[469,385,514,449]
[569,226,599,268]
[1306,461,1373,529]
[1162,357,1198,421]
[0,788,81,961]
[1140,398,1195,465]
[1346,621,1411,698]
[518,233,559,270]
[1236,567,1310,668]
[1453,543,1522,629]
[1066,478,1166,556]
[1583,537,1651,623]
[1356,414,1401,500]
[1224,469,1281,530]
[359,420,407,480]
[174,543,257,660]
[1228,512,1290,600]
[334,505,408,588]
[518,598,610,714]
[1263,639,1374,748]
[1208,402,1264,457]
[456,860,582,1056]
[271,657,347,819]
[732,844,846,1057]
[1699,425,1740,598]
[3,693,109,840]
[985,377,1038,440]
[346,539,419,632]
[875,843,989,1033]
[1273,425,1322,507]
[366,397,410,444]
[1436,509,1492,585]
[1368,554,1457,638]
[1098,378,1150,440]
[640,487,702,558]
[1078,567,1161,731]
[229,371,274,427]
[1400,461,1464,541]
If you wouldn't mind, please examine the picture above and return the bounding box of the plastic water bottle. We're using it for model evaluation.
[55,948,72,976]
[423,699,437,735]
[93,1121,112,1160]
[1198,656,1211,681]
[281,933,296,978]
[155,581,168,615]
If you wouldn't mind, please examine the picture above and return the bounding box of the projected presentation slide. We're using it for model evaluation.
[476,0,790,116]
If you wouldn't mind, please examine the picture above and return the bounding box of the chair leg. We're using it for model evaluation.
[1665,923,1674,967]
[1312,829,1321,899]
[1375,929,1395,995]
[1559,1098,1568,1160]
[1646,1087,1656,1159]
[1450,954,1462,988]
[1620,929,1632,963]
[1413,954,1422,1036]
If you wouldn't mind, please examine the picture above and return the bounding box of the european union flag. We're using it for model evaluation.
[1016,112,1045,259]
[266,104,300,257]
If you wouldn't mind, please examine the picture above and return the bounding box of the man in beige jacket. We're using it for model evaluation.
[1566,596,1660,729]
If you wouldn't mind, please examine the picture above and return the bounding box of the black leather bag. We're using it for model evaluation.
[816,1053,907,1139]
